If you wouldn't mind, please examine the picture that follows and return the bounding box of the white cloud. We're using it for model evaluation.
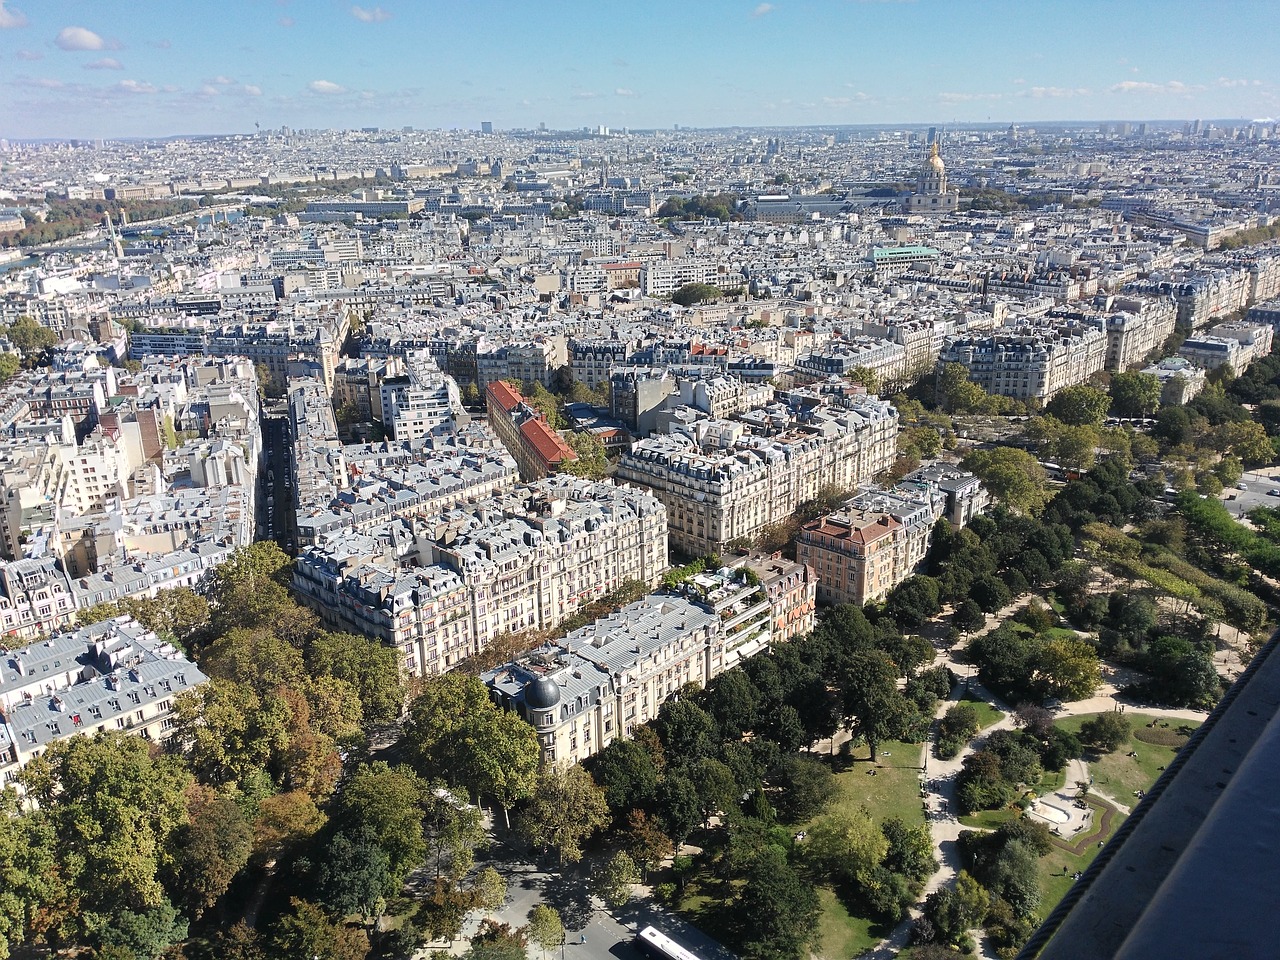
[242,84,262,97]
[351,5,391,22]
[572,90,598,100]
[200,84,220,96]
[55,26,106,50]
[751,3,774,16]
[1026,86,1090,99]
[210,75,235,85]
[24,76,63,89]
[85,58,124,70]
[116,79,157,94]
[1217,77,1261,88]
[309,79,345,94]
[0,1,28,28]
[1110,79,1201,94]
[16,48,42,60]
[938,91,1003,103]
[614,87,636,97]
[149,38,172,49]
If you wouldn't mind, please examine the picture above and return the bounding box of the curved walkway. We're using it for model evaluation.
[857,595,1212,960]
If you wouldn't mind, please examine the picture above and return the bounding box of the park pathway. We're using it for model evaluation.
[856,594,1212,960]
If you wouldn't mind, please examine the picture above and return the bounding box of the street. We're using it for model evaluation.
[417,833,737,960]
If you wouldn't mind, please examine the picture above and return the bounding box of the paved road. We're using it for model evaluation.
[416,833,738,960]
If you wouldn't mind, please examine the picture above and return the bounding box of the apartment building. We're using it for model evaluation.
[937,321,1107,402]
[797,465,988,608]
[483,595,721,765]
[486,380,576,482]
[1141,356,1208,406]
[616,394,898,556]
[293,476,668,676]
[1178,323,1275,374]
[379,351,461,442]
[798,510,904,607]
[0,616,207,787]
[793,338,909,389]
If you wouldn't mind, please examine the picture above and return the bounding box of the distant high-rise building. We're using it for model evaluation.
[927,126,938,146]
[480,121,493,134]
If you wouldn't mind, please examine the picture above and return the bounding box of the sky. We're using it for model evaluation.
[1,0,1276,139]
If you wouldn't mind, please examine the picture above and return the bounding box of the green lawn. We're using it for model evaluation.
[959,693,1005,731]
[814,887,885,960]
[1036,809,1127,913]
[820,739,928,831]
[1043,626,1084,643]
[804,741,929,959]
[673,740,930,960]
[959,807,1019,830]
[1055,713,1200,805]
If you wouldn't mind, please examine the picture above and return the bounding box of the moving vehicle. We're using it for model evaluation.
[636,926,702,960]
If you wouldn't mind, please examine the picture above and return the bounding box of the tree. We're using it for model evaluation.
[253,789,327,860]
[525,905,564,960]
[622,809,673,880]
[518,765,610,866]
[1111,372,1162,419]
[465,708,542,827]
[1035,636,1101,701]
[840,652,914,762]
[936,703,981,760]
[920,871,989,946]
[654,697,717,762]
[671,282,724,306]
[937,363,1000,415]
[406,674,539,823]
[804,805,888,887]
[6,316,57,357]
[736,846,821,960]
[961,448,1049,515]
[316,828,394,925]
[589,739,660,811]
[1079,713,1131,752]
[307,631,404,724]
[1046,385,1111,427]
[272,898,370,960]
[96,900,189,960]
[596,851,640,909]
[881,817,937,886]
[771,754,837,823]
[848,365,881,394]
[657,771,702,849]
[173,784,253,920]
[954,599,987,633]
[473,866,508,913]
[468,921,527,960]
[422,878,473,944]
[18,733,191,945]
[885,575,942,630]
[424,785,487,882]
[560,431,608,479]
[335,762,428,888]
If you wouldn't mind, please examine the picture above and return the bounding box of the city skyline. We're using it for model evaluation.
[1,0,1277,139]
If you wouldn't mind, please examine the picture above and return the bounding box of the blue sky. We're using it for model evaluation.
[1,0,1276,138]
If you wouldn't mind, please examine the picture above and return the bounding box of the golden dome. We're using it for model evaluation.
[926,141,945,173]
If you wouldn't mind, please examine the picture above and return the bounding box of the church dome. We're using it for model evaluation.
[926,142,945,173]
[525,675,562,709]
